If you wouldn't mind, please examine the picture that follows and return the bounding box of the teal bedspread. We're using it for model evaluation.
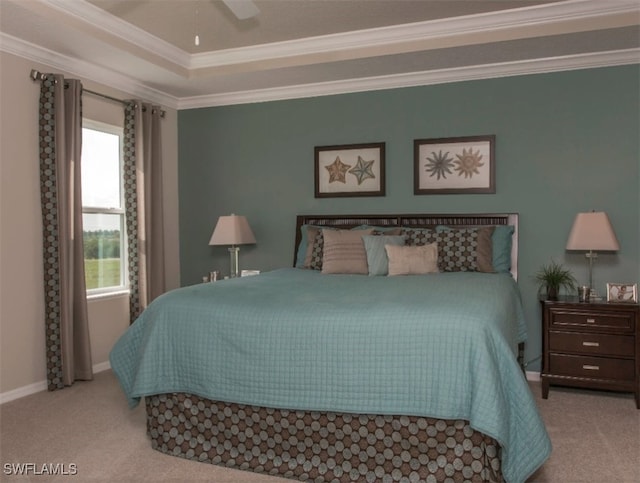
[110,268,550,482]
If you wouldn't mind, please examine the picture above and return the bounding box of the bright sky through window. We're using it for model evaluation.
[81,128,121,231]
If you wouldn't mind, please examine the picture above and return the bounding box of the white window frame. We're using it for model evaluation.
[82,119,128,297]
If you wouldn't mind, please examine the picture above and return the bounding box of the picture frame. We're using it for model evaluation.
[314,142,385,198]
[414,135,495,194]
[606,283,638,303]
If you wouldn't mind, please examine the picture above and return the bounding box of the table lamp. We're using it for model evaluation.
[566,211,619,300]
[209,214,256,278]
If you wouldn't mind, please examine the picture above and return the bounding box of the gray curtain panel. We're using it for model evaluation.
[124,101,166,323]
[38,74,93,390]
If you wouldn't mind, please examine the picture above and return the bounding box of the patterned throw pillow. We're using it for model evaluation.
[386,243,439,276]
[436,227,494,272]
[401,228,437,246]
[303,227,327,270]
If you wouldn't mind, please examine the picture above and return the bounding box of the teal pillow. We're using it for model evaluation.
[492,225,514,273]
[295,224,316,268]
[362,235,406,276]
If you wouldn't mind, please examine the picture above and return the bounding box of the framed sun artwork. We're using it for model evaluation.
[315,142,385,198]
[414,135,495,194]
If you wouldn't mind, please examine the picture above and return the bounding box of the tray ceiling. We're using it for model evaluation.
[1,0,638,109]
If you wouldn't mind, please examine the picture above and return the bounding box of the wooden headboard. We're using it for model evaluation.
[294,213,519,280]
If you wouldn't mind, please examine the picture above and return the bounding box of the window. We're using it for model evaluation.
[81,120,127,295]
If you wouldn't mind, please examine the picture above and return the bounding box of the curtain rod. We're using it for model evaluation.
[30,69,165,118]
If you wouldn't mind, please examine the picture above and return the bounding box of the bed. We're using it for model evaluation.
[110,213,551,483]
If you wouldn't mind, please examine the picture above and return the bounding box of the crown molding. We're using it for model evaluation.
[0,33,179,109]
[178,48,640,109]
[187,0,640,70]
[4,0,639,111]
[3,29,637,110]
[42,0,189,69]
[41,0,640,74]
[4,28,637,110]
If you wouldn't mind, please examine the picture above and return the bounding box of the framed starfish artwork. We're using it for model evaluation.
[314,142,385,198]
[414,135,495,195]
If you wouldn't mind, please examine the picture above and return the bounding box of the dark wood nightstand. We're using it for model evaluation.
[540,297,639,409]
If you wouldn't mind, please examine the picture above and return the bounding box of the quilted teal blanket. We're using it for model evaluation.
[110,268,550,482]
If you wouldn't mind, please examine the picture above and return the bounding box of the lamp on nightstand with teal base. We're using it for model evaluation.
[209,214,256,278]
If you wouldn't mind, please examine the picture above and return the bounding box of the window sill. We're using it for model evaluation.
[87,289,130,301]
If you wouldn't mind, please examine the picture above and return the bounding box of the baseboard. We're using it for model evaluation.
[526,371,541,382]
[92,361,112,373]
[0,361,111,405]
[0,380,48,405]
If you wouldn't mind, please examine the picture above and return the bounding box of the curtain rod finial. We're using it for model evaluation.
[30,69,41,81]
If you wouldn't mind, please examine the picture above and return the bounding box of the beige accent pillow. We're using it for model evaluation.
[476,226,495,273]
[386,243,439,276]
[321,228,373,274]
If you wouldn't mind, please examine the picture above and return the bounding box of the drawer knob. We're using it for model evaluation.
[582,341,600,347]
[586,318,596,323]
[582,364,600,371]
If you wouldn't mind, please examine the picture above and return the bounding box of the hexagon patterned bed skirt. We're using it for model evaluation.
[146,393,502,482]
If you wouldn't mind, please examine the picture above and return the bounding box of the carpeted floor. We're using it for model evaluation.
[0,370,638,482]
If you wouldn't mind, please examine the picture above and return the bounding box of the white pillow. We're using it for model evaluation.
[386,243,439,276]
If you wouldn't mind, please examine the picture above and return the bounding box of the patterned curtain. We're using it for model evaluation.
[38,74,93,390]
[123,101,166,323]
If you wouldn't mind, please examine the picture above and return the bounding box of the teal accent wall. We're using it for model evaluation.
[179,65,639,371]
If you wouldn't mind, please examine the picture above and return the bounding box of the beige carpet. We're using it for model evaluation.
[0,370,638,482]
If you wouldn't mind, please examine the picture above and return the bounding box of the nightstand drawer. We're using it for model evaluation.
[549,354,635,381]
[549,331,635,357]
[541,299,639,407]
[550,310,634,331]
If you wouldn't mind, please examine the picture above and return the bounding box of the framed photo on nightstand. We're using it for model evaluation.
[606,283,638,303]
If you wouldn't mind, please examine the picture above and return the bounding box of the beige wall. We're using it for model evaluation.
[0,51,180,398]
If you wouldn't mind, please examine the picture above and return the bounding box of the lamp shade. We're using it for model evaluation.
[566,212,619,251]
[209,214,256,246]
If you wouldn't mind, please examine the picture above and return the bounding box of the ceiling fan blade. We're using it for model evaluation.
[222,0,260,20]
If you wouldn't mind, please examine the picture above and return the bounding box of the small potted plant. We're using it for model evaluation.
[534,260,577,300]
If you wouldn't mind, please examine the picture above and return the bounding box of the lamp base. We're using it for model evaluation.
[585,251,600,301]
[228,246,240,278]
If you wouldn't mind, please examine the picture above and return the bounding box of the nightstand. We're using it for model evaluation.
[540,297,639,409]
